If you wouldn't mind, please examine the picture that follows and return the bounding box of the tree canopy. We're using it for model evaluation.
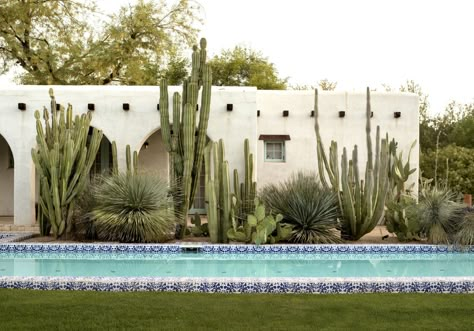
[387,80,474,193]
[0,0,201,85]
[207,46,287,90]
[290,79,338,91]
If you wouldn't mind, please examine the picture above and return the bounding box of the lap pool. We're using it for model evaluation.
[1,243,473,293]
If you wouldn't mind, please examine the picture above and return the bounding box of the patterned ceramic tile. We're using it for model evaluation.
[1,242,473,293]
[0,275,473,293]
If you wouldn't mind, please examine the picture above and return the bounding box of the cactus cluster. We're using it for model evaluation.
[111,141,138,176]
[228,198,291,245]
[190,212,209,237]
[205,139,232,243]
[314,87,390,240]
[32,88,103,238]
[159,38,212,238]
[388,138,417,199]
[205,138,261,243]
[233,139,257,221]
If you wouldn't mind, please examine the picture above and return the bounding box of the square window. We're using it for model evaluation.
[264,141,285,162]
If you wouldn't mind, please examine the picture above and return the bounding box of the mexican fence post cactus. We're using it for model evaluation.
[31,88,103,238]
[159,38,212,238]
[314,87,390,240]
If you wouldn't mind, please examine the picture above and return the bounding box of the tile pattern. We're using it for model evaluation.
[0,276,472,293]
[200,244,474,254]
[0,242,473,294]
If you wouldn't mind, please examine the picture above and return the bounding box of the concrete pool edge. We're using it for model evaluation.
[1,242,473,294]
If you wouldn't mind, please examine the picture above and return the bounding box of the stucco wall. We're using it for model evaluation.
[0,86,418,224]
[256,90,419,192]
[0,85,257,224]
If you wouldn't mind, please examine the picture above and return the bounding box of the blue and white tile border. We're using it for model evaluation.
[0,276,473,294]
[1,242,473,254]
[0,242,473,294]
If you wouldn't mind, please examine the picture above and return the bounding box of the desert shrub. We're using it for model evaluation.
[91,173,177,243]
[420,145,474,194]
[260,172,340,244]
[385,195,420,241]
[455,212,474,246]
[418,186,465,244]
[71,178,101,240]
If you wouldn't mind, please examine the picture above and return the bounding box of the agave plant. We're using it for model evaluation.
[418,186,464,244]
[90,173,178,243]
[455,212,474,246]
[260,172,341,244]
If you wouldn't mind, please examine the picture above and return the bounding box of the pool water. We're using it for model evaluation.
[0,252,473,278]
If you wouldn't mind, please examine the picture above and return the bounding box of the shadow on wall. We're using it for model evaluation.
[0,134,14,216]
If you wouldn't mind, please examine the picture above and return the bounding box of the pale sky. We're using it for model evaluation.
[2,0,474,115]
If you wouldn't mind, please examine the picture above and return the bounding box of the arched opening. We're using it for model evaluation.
[137,129,169,180]
[190,162,206,214]
[0,134,14,220]
[89,128,113,176]
[137,130,210,214]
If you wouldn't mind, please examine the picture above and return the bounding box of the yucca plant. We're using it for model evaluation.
[455,212,474,246]
[91,173,178,243]
[260,172,341,244]
[418,186,464,244]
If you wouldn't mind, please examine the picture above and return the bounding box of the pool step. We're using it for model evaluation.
[180,242,204,253]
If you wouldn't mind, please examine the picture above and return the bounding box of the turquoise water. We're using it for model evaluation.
[1,252,473,278]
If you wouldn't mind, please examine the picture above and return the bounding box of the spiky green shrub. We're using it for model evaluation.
[418,187,464,244]
[385,195,420,242]
[455,212,474,246]
[260,172,341,244]
[91,173,177,243]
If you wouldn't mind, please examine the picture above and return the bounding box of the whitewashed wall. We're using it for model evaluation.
[0,86,257,224]
[0,86,418,225]
[256,90,419,190]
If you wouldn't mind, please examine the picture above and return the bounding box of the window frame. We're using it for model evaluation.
[264,140,286,162]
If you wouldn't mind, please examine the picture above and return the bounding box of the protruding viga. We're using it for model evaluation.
[32,88,103,238]
[159,38,212,238]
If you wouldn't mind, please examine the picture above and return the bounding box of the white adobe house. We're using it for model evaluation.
[0,86,419,226]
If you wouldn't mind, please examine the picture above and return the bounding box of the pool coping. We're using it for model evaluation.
[1,242,473,294]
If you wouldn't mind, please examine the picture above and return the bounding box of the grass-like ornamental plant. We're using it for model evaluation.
[418,187,464,244]
[455,212,474,246]
[91,173,177,243]
[260,172,341,244]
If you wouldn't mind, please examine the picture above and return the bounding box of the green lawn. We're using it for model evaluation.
[0,290,472,330]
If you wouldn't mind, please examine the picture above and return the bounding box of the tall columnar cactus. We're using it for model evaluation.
[204,140,232,243]
[111,142,138,176]
[32,88,103,238]
[233,139,257,220]
[204,138,258,243]
[160,38,212,238]
[314,87,390,240]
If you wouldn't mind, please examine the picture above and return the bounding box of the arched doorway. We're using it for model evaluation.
[0,134,14,219]
[89,128,113,176]
[137,130,209,214]
[137,129,169,180]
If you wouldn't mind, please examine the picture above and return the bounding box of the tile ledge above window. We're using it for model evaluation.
[258,134,291,141]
